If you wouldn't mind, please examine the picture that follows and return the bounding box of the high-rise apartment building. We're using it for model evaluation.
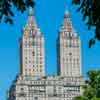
[7,8,83,100]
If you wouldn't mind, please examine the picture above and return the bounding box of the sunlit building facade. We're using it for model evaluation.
[57,11,82,77]
[20,8,45,76]
[7,8,83,100]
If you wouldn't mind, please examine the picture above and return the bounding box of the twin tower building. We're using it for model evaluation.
[21,8,81,77]
[7,8,83,100]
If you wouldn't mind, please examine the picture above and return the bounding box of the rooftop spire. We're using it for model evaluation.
[28,7,34,22]
[26,7,37,27]
[64,4,70,18]
[23,7,40,36]
[59,4,77,37]
[29,7,33,16]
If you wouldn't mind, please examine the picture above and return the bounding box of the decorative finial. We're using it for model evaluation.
[64,3,70,18]
[29,7,33,16]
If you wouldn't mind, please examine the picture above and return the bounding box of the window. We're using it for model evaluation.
[32,51,35,56]
[40,69,42,72]
[18,93,26,97]
[20,88,24,91]
[34,97,38,100]
[64,31,70,37]
[25,57,27,59]
[69,52,72,55]
[40,65,42,67]
[40,61,43,64]
[33,42,38,47]
[77,58,79,63]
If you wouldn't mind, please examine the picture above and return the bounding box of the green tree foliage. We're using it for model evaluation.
[0,0,34,24]
[72,0,100,47]
[74,70,100,100]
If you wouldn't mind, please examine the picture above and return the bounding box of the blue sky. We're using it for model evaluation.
[0,0,100,100]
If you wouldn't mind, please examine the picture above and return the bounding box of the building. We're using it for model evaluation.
[57,11,81,77]
[7,8,83,100]
[20,8,45,76]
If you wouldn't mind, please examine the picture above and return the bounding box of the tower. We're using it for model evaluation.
[20,8,45,76]
[57,10,82,77]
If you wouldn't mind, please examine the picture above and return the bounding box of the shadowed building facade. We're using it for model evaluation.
[7,8,83,100]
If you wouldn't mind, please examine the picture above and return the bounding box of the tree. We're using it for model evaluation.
[73,70,100,100]
[72,0,100,47]
[0,0,34,24]
[74,96,85,100]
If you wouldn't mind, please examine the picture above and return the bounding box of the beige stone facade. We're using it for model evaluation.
[7,75,83,100]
